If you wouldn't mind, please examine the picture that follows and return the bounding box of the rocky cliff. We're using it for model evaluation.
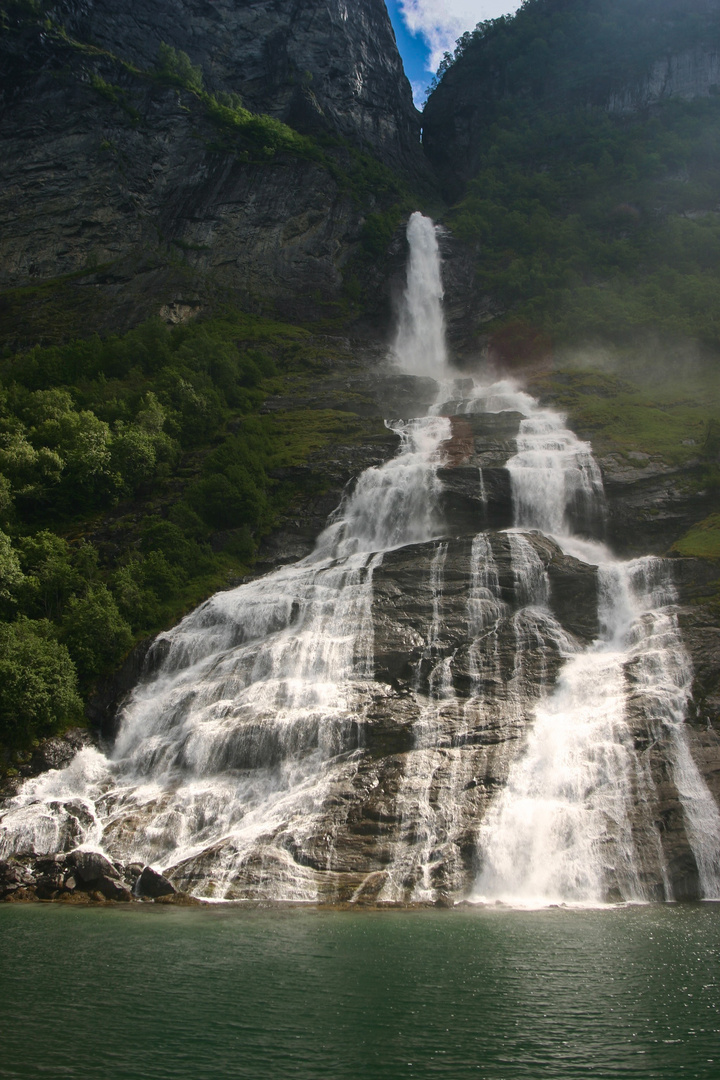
[607,48,720,113]
[57,0,421,169]
[0,0,425,340]
[2,367,718,906]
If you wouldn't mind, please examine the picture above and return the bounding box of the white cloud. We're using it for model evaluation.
[410,80,429,108]
[398,1,519,73]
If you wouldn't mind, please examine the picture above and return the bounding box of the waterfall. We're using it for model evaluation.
[1,211,718,907]
[393,211,448,378]
[507,411,605,538]
[471,390,720,906]
[0,213,453,901]
[0,408,451,899]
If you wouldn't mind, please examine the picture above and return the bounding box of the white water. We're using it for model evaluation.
[0,214,453,900]
[0,410,451,897]
[508,410,605,537]
[2,211,718,905]
[472,388,720,906]
[393,211,448,378]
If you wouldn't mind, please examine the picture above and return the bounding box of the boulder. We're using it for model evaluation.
[133,866,177,899]
[68,849,122,885]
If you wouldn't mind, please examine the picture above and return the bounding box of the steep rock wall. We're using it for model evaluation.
[422,1,720,199]
[0,1,424,337]
[56,0,421,173]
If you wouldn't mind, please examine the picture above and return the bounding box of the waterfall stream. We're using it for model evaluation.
[1,211,718,905]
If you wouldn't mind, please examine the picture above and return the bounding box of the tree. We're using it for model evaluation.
[61,585,133,683]
[0,528,23,614]
[0,618,83,755]
[157,42,204,94]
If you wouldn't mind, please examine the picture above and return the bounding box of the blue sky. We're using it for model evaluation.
[384,1,520,106]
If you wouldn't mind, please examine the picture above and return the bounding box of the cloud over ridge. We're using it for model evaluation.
[397,1,517,72]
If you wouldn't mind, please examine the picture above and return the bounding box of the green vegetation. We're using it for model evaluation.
[672,514,720,559]
[449,97,720,350]
[153,43,320,162]
[430,0,720,353]
[0,619,83,754]
[0,311,375,768]
[432,0,720,113]
[531,365,720,465]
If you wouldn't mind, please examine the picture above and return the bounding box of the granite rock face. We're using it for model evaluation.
[598,453,712,557]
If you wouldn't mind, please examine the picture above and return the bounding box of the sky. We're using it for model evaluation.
[385,0,520,106]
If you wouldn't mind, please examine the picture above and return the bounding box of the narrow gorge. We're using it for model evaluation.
[2,214,718,907]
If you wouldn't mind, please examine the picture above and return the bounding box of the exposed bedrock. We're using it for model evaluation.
[2,374,718,906]
[0,59,362,327]
[158,530,598,903]
[598,454,712,557]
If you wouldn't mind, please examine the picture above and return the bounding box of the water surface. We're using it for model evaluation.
[1,904,718,1079]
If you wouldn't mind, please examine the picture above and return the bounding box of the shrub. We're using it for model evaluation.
[156,42,204,94]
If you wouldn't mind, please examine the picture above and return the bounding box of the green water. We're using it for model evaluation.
[1,904,719,1080]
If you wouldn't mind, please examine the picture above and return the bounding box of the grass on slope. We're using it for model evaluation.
[672,514,720,558]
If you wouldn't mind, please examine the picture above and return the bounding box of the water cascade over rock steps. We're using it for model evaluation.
[1,214,719,906]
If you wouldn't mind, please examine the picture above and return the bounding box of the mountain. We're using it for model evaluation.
[1,0,720,906]
[424,0,720,197]
[423,0,720,358]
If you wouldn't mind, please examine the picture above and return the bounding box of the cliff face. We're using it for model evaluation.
[56,0,421,171]
[0,0,422,339]
[607,48,720,112]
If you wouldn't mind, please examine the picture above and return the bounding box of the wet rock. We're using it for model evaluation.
[1,732,97,800]
[372,531,598,693]
[34,857,68,899]
[26,729,96,777]
[666,852,701,902]
[546,549,600,643]
[95,876,133,902]
[3,887,38,903]
[134,866,177,899]
[438,466,513,535]
[68,849,121,885]
[600,458,711,556]
[154,892,202,906]
[0,799,97,857]
[0,858,35,899]
[87,635,164,743]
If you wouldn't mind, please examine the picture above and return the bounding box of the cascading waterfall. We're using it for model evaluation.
[472,396,720,906]
[1,210,718,906]
[507,410,605,537]
[0,410,452,899]
[0,213,454,901]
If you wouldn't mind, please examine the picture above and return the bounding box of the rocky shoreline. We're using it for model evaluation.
[0,851,202,905]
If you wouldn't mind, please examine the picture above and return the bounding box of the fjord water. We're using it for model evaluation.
[1,211,719,904]
[1,903,719,1080]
